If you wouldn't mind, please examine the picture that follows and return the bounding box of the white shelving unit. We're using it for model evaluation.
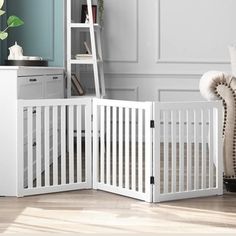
[66,0,105,98]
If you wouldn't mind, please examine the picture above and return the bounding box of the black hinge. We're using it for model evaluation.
[150,176,155,184]
[150,120,155,128]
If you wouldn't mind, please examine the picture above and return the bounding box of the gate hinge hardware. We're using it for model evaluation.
[150,120,155,128]
[150,176,155,184]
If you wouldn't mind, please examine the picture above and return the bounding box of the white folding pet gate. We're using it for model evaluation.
[17,98,223,202]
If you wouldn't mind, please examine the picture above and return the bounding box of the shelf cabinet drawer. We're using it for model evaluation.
[18,76,44,99]
[45,75,64,99]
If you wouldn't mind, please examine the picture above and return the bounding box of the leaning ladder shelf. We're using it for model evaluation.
[66,0,105,98]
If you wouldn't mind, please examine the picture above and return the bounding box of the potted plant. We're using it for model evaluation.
[0,0,24,40]
[98,0,104,26]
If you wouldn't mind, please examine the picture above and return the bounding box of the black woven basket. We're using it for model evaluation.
[224,179,236,192]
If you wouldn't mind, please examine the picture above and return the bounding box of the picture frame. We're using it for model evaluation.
[71,74,85,96]
[81,4,97,23]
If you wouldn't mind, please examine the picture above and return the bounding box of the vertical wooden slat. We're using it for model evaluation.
[106,106,111,185]
[44,106,50,187]
[112,107,117,186]
[153,103,161,202]
[144,103,152,202]
[61,105,66,185]
[125,107,130,189]
[85,103,92,185]
[193,110,199,190]
[27,107,33,188]
[163,111,169,193]
[179,110,184,192]
[18,104,24,195]
[53,106,58,186]
[93,102,98,189]
[77,105,82,183]
[138,109,143,193]
[209,108,214,188]
[68,105,74,184]
[100,106,105,184]
[131,108,136,191]
[118,107,123,187]
[186,110,192,191]
[171,110,176,193]
[36,107,42,188]
[201,109,207,189]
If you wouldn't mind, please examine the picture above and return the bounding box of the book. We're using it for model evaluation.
[71,74,85,96]
[81,5,97,23]
[84,41,92,54]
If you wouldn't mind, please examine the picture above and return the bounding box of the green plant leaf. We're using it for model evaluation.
[0,31,8,40]
[7,15,24,28]
[0,9,5,16]
[0,0,4,10]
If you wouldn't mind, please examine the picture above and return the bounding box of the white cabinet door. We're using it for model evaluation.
[18,76,44,99]
[44,75,64,99]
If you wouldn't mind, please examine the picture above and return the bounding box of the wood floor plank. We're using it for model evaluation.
[0,190,236,234]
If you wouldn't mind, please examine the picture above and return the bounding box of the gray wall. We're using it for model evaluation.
[100,0,233,101]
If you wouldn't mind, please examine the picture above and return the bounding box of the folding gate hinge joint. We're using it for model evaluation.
[150,176,155,185]
[150,120,155,128]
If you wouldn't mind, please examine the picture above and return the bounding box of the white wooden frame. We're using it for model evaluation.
[153,101,223,202]
[16,98,223,202]
[17,98,92,197]
[93,98,153,202]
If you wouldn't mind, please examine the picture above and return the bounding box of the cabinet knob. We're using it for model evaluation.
[33,142,37,147]
[53,76,58,80]
[29,78,37,82]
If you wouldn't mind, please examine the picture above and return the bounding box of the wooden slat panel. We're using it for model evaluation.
[60,106,66,185]
[131,108,136,191]
[68,105,74,184]
[53,106,58,186]
[179,110,184,192]
[118,107,123,187]
[85,104,91,184]
[209,109,214,188]
[36,107,42,188]
[44,106,50,187]
[163,111,169,194]
[171,110,176,193]
[201,109,207,189]
[144,104,152,202]
[125,107,130,189]
[186,110,192,191]
[193,110,199,190]
[106,106,111,185]
[100,106,105,184]
[138,109,143,193]
[27,107,33,189]
[76,105,82,183]
[112,107,117,186]
[92,102,98,189]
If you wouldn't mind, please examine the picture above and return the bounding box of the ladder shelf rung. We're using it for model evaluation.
[70,23,101,29]
[70,59,103,65]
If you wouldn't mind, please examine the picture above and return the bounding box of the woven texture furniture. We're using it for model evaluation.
[200,71,236,179]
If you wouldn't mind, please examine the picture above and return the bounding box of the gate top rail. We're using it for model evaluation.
[155,100,222,110]
[18,98,92,107]
[93,98,152,109]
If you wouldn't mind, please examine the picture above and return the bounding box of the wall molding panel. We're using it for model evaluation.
[155,0,234,64]
[106,87,139,101]
[103,0,139,63]
[157,88,201,102]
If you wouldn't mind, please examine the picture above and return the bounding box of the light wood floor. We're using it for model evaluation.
[0,190,236,234]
